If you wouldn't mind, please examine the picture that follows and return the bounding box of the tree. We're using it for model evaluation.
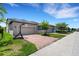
[0,4,7,27]
[71,28,76,32]
[0,4,7,39]
[0,4,7,25]
[67,27,71,32]
[40,20,49,35]
[0,4,7,18]
[56,22,68,33]
[14,23,24,39]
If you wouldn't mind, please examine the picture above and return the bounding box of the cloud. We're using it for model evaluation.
[23,3,40,8]
[8,3,19,7]
[43,3,79,19]
[29,3,40,8]
[56,7,79,18]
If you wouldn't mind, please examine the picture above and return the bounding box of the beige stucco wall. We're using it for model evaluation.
[9,22,55,36]
[37,26,54,33]
[9,22,37,36]
[10,22,21,36]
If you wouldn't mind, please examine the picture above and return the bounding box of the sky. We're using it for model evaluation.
[1,3,79,28]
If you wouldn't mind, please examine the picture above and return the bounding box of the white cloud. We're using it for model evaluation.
[8,3,19,7]
[56,7,79,18]
[60,3,71,9]
[44,4,57,15]
[27,3,40,8]
[43,3,79,19]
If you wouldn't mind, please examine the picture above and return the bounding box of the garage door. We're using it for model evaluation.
[21,27,36,35]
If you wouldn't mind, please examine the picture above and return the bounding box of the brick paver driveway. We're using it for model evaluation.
[23,34,58,49]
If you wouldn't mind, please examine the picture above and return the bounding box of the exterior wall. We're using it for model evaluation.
[52,26,56,32]
[8,21,56,36]
[9,22,38,36]
[37,26,55,33]
[9,22,21,36]
[47,27,53,33]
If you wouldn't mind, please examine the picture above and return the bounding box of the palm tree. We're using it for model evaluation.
[0,4,7,28]
[0,4,7,26]
[40,20,49,35]
[0,4,7,39]
[0,4,7,18]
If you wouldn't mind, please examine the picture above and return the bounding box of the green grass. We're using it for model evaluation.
[48,33,66,39]
[38,32,66,39]
[19,41,38,56]
[0,39,37,56]
[0,32,37,56]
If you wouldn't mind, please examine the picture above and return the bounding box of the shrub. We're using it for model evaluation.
[0,52,4,56]
[56,30,68,34]
[0,32,13,46]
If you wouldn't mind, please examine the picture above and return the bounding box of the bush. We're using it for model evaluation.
[0,32,13,46]
[56,30,68,34]
[0,52,4,56]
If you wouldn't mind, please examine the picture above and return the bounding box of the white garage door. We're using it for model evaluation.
[21,27,36,35]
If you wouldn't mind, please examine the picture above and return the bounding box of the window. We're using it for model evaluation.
[37,26,42,30]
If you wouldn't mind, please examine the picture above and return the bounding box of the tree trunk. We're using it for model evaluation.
[14,24,24,39]
[44,30,48,36]
[0,28,3,39]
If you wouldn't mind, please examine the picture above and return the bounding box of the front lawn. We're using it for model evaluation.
[0,32,37,56]
[0,39,37,56]
[48,33,66,39]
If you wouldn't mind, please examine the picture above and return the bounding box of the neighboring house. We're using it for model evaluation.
[7,18,56,36]
[77,28,79,32]
[37,25,56,33]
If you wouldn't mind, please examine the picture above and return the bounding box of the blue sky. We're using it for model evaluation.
[2,3,79,28]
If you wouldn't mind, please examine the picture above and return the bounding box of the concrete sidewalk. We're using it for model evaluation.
[30,32,79,56]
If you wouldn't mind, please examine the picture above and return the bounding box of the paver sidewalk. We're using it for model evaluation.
[30,32,79,56]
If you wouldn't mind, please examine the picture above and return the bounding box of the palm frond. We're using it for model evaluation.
[0,4,7,17]
[0,7,7,14]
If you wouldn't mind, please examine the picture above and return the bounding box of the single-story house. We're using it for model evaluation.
[7,18,56,37]
[77,28,79,32]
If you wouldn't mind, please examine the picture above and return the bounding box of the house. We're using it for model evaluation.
[77,28,79,32]
[7,18,56,37]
